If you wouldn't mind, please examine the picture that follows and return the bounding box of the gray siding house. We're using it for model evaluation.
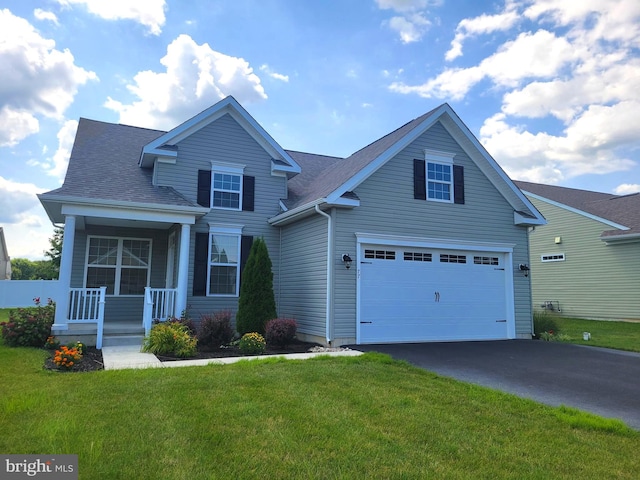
[38,97,544,348]
[0,227,10,280]
[515,181,640,321]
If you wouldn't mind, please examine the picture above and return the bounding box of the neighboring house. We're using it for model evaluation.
[38,96,544,348]
[515,181,640,321]
[0,227,11,280]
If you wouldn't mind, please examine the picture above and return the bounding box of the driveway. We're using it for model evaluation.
[353,340,640,430]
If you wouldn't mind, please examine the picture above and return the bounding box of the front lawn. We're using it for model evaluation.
[0,343,637,479]
[550,316,640,353]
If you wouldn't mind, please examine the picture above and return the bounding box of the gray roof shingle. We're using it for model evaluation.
[40,118,198,208]
[514,180,640,238]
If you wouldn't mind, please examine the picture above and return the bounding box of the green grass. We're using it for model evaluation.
[0,344,638,479]
[549,315,640,353]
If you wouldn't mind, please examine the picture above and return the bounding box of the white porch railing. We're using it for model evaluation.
[67,287,106,349]
[143,287,178,336]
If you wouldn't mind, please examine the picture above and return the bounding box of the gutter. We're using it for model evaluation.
[315,205,333,345]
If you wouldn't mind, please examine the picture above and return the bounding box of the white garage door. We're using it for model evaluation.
[359,245,510,343]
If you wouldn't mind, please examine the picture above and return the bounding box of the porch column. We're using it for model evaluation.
[53,215,76,329]
[175,223,191,317]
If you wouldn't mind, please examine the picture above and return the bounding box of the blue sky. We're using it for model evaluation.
[1,0,639,259]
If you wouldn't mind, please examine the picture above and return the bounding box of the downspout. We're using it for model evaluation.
[315,205,333,345]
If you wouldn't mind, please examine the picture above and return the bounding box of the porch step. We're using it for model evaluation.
[102,334,145,348]
[102,322,145,348]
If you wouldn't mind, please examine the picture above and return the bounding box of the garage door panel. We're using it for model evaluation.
[359,244,509,344]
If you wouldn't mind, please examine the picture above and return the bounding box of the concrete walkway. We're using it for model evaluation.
[101,345,363,370]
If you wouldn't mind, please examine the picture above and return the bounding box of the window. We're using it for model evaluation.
[474,256,499,265]
[208,233,240,295]
[440,254,466,264]
[85,237,151,295]
[427,162,452,201]
[541,253,565,262]
[364,249,396,260]
[404,251,432,262]
[212,172,242,209]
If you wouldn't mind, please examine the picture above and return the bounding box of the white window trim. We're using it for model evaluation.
[207,225,244,297]
[84,235,152,297]
[424,150,455,204]
[210,162,246,211]
[541,253,565,262]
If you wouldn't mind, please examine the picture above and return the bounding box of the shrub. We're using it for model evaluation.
[236,238,277,335]
[0,297,55,347]
[143,321,197,358]
[238,332,266,355]
[166,315,197,337]
[53,345,82,370]
[533,310,559,338]
[265,318,297,347]
[198,310,234,349]
[45,336,60,349]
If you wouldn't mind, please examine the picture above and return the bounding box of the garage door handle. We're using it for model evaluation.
[434,291,440,302]
[496,319,507,323]
[360,321,372,324]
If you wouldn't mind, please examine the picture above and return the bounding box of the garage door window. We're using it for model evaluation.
[404,252,432,262]
[440,254,466,264]
[364,249,396,260]
[473,256,499,265]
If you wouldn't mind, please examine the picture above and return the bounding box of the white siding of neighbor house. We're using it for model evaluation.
[278,213,328,339]
[332,121,532,343]
[527,196,640,321]
[155,112,286,325]
[69,226,169,323]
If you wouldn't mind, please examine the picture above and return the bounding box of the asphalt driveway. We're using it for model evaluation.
[353,340,640,430]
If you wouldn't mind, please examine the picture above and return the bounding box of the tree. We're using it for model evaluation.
[10,258,57,280]
[235,237,277,335]
[44,227,63,271]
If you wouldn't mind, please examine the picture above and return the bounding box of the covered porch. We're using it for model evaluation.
[43,201,207,349]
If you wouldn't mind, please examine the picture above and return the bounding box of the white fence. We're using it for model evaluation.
[0,280,61,308]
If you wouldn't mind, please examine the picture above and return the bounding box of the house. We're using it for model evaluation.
[38,97,545,348]
[0,227,10,280]
[514,181,640,322]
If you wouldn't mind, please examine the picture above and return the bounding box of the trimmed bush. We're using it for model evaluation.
[0,298,55,347]
[265,318,297,348]
[198,310,234,349]
[235,237,277,335]
[143,321,197,358]
[533,310,559,338]
[238,332,266,355]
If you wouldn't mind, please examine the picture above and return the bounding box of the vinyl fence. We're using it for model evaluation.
[0,280,61,308]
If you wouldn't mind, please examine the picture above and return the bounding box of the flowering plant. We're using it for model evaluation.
[53,345,83,370]
[238,332,266,355]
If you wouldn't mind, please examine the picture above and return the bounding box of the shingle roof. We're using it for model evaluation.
[40,118,198,208]
[283,107,440,209]
[514,181,640,238]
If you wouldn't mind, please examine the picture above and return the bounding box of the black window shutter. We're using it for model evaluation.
[193,232,208,296]
[239,235,254,287]
[242,176,255,211]
[413,159,426,200]
[453,165,465,204]
[197,170,211,207]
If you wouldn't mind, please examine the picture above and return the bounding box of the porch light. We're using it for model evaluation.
[519,264,530,277]
[342,254,353,269]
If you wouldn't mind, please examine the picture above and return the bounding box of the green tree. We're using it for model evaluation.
[10,258,57,280]
[235,237,277,335]
[44,227,63,271]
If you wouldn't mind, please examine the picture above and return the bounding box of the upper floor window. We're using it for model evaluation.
[414,150,464,204]
[427,162,452,201]
[85,236,151,295]
[213,172,242,209]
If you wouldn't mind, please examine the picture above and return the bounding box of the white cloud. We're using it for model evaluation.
[33,9,59,25]
[57,0,166,35]
[390,0,640,184]
[376,0,435,43]
[445,1,519,61]
[0,176,44,224]
[28,120,78,181]
[260,64,289,82]
[105,34,267,129]
[614,184,640,195]
[0,9,96,146]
